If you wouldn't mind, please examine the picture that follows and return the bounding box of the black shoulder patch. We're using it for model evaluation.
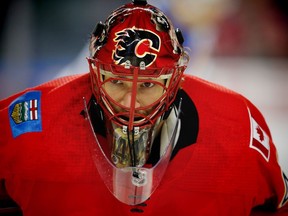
[281,172,288,207]
[171,89,199,159]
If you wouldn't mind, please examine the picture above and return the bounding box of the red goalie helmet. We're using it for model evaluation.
[88,0,188,130]
[86,0,189,205]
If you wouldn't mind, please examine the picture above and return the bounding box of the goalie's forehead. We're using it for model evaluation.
[91,2,184,69]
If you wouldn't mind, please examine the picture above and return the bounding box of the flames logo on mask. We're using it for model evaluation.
[113,28,160,67]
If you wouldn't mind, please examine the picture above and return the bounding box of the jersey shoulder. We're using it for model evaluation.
[181,74,287,209]
[182,74,274,161]
[0,73,94,181]
[0,73,90,138]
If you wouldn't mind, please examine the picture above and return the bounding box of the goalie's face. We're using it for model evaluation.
[102,73,165,119]
[89,60,173,131]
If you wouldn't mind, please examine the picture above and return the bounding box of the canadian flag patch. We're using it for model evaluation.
[250,117,270,162]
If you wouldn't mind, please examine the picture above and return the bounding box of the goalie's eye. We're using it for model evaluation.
[140,82,155,88]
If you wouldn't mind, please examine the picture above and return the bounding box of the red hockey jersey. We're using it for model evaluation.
[0,73,287,216]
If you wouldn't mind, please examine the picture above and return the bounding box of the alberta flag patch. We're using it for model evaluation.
[9,91,42,137]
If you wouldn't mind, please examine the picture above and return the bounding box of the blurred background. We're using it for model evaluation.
[0,0,287,173]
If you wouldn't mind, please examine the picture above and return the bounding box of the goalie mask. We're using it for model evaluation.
[87,0,189,205]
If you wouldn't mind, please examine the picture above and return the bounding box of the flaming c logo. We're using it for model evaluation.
[113,28,160,67]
